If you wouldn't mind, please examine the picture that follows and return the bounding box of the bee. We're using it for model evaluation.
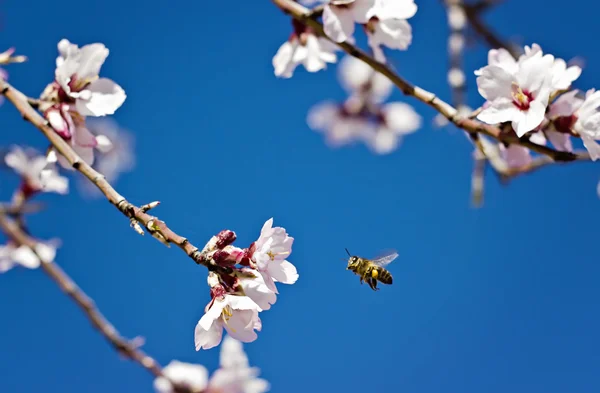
[345,248,398,291]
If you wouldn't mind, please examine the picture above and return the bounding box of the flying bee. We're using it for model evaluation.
[345,248,398,291]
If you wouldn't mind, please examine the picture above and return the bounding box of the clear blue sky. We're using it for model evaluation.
[1,0,599,392]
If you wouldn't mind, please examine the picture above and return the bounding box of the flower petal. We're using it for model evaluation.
[75,78,126,117]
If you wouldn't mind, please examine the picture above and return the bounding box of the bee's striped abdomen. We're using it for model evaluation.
[376,267,393,285]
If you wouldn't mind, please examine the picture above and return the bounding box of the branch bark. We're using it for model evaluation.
[0,80,230,276]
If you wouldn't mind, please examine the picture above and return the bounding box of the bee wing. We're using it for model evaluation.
[371,249,399,267]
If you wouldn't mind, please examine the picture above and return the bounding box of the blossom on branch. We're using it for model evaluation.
[41,39,126,169]
[547,89,600,160]
[194,219,297,350]
[247,218,298,293]
[195,274,262,350]
[320,0,417,60]
[475,44,583,138]
[4,146,68,197]
[54,39,126,117]
[0,240,58,273]
[155,336,269,393]
[273,20,339,78]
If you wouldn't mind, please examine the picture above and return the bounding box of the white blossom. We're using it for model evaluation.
[365,102,421,154]
[273,33,338,78]
[4,146,68,195]
[476,49,554,136]
[154,361,208,393]
[195,283,262,351]
[0,241,58,273]
[250,218,298,293]
[208,336,270,393]
[54,39,126,117]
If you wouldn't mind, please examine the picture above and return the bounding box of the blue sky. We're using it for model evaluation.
[1,0,599,392]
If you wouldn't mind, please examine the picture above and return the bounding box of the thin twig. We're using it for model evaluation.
[0,213,160,375]
[0,210,204,393]
[271,0,582,163]
[0,80,230,275]
[462,0,520,58]
[500,150,592,181]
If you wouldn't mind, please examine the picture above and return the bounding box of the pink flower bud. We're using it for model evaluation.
[212,250,238,267]
[44,105,73,139]
[215,230,236,249]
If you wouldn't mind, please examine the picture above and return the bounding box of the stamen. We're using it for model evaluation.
[221,305,236,333]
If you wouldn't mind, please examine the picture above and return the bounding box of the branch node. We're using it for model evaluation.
[130,218,145,236]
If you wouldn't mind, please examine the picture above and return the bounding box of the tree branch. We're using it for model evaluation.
[0,80,231,276]
[500,150,592,181]
[0,212,166,382]
[271,0,582,163]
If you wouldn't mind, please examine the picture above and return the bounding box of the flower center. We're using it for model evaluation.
[266,250,289,261]
[511,83,534,111]
[221,305,237,332]
[554,114,578,134]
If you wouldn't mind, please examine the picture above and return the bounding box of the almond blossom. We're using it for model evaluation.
[45,107,113,168]
[0,240,58,273]
[364,102,421,154]
[273,20,338,78]
[248,218,298,294]
[322,0,417,55]
[547,89,600,160]
[195,273,262,351]
[78,118,135,195]
[476,48,554,137]
[308,55,420,153]
[54,39,126,117]
[154,361,209,393]
[155,336,269,393]
[4,146,68,196]
[208,335,270,393]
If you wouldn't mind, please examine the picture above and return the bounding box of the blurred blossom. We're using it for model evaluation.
[78,118,135,196]
[154,361,208,393]
[338,55,393,102]
[273,20,339,78]
[4,145,68,197]
[155,336,269,393]
[308,56,420,154]
[0,239,59,273]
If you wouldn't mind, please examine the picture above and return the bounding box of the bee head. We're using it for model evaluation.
[347,256,358,269]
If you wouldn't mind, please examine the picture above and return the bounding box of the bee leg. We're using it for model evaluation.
[367,277,379,291]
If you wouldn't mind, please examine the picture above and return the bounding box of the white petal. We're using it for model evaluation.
[267,260,298,284]
[382,102,421,134]
[11,246,41,269]
[220,335,249,369]
[514,100,546,137]
[548,90,583,118]
[323,5,355,43]
[75,78,126,117]
[501,144,531,168]
[477,98,518,125]
[95,134,114,153]
[374,0,417,20]
[272,40,298,78]
[545,130,573,152]
[224,310,259,343]
[195,318,223,350]
[581,134,600,161]
[156,361,208,393]
[476,65,515,101]
[4,146,29,175]
[307,101,341,131]
[76,43,109,82]
[367,128,400,154]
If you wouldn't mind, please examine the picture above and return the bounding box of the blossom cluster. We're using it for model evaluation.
[273,0,418,78]
[475,43,600,165]
[307,55,421,154]
[155,335,269,393]
[194,218,298,350]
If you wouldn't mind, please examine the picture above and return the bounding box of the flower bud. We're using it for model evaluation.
[215,230,236,249]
